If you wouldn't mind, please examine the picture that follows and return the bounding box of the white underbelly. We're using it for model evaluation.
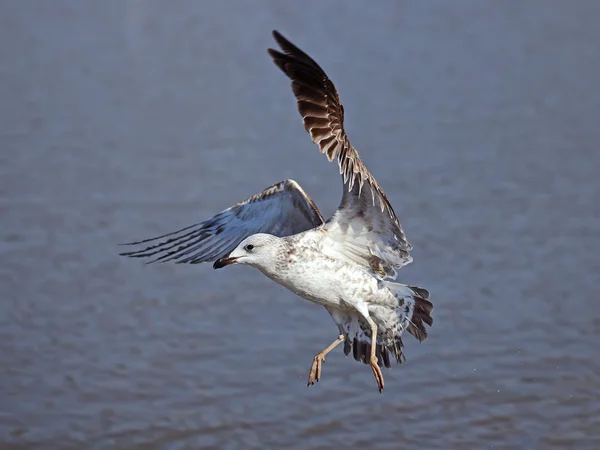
[266,258,379,309]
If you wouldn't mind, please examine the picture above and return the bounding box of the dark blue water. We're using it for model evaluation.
[2,1,599,448]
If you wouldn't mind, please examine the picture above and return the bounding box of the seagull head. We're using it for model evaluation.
[213,233,283,270]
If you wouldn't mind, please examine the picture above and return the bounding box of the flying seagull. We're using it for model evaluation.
[121,30,433,392]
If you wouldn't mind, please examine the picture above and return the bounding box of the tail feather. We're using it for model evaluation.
[328,284,433,369]
[387,282,434,343]
[407,288,434,342]
[409,285,431,300]
[351,334,393,369]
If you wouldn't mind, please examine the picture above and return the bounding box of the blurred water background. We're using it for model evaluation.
[1,1,599,448]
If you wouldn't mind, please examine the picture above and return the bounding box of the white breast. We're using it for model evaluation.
[271,252,380,310]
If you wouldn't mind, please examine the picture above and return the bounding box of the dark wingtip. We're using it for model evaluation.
[268,30,290,72]
[268,30,285,57]
[269,29,310,62]
[267,48,285,70]
[272,29,285,45]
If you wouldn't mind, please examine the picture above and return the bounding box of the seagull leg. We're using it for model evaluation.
[355,304,384,392]
[364,316,384,392]
[307,334,345,387]
[367,319,384,392]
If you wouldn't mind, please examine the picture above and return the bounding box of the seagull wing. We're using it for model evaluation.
[120,179,323,264]
[268,31,412,279]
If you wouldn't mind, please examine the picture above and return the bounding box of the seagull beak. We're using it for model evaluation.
[213,256,239,269]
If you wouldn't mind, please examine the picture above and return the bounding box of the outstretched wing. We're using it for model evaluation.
[120,179,323,264]
[268,31,412,279]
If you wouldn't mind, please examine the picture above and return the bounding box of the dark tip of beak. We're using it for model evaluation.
[213,256,238,269]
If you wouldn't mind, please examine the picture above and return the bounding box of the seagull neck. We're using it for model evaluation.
[256,238,294,281]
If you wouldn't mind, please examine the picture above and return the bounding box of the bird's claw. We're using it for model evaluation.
[370,356,385,392]
[307,354,325,387]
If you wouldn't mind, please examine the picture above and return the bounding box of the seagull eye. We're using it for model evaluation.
[245,244,254,251]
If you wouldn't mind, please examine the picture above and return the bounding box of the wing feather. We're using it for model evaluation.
[120,179,323,264]
[268,31,412,278]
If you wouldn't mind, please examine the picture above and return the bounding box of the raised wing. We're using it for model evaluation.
[268,31,412,279]
[120,179,323,264]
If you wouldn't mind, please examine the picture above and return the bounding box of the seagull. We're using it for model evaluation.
[120,30,433,392]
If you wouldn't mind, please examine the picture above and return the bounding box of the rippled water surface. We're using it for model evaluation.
[2,1,600,449]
